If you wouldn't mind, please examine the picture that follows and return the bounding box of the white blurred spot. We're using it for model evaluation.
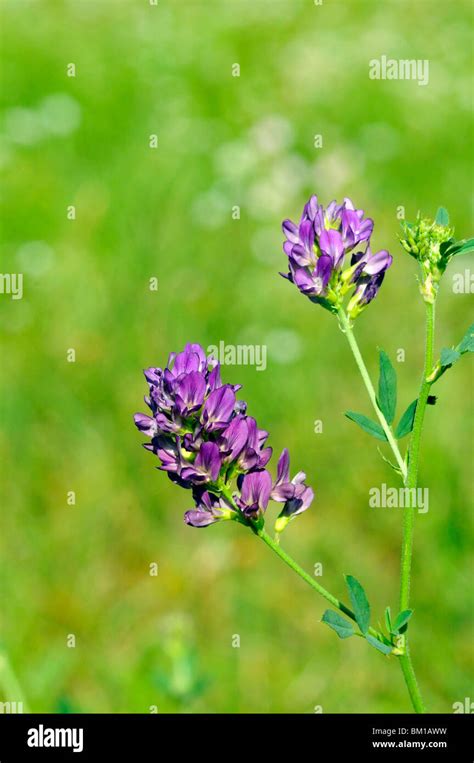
[214,140,257,181]
[249,115,294,157]
[247,155,308,220]
[311,148,364,192]
[191,188,229,229]
[247,179,283,220]
[17,241,54,277]
[264,329,303,364]
[4,108,44,145]
[39,94,81,136]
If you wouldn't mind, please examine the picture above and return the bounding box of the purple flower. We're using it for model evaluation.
[270,448,294,501]
[181,441,222,483]
[283,218,317,267]
[133,413,158,437]
[218,415,249,462]
[184,490,234,527]
[144,435,183,474]
[291,254,333,297]
[174,371,207,416]
[135,343,314,531]
[271,450,314,533]
[277,485,314,527]
[340,198,373,249]
[351,246,393,279]
[281,195,391,316]
[271,449,313,508]
[165,343,207,380]
[235,417,272,471]
[201,384,236,432]
[347,271,387,317]
[236,470,273,519]
[319,229,345,268]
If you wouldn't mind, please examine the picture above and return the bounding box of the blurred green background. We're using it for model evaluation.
[0,0,472,714]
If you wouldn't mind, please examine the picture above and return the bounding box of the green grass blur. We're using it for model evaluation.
[0,0,472,713]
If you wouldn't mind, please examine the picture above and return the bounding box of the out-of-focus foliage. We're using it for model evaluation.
[0,0,472,713]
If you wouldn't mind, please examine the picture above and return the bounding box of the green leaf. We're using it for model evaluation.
[377,350,397,424]
[458,323,474,354]
[439,239,456,258]
[395,400,417,439]
[366,635,393,655]
[392,609,414,634]
[345,575,370,635]
[345,411,387,441]
[450,238,474,256]
[384,606,392,633]
[435,206,449,226]
[440,348,461,368]
[430,325,474,384]
[321,610,355,639]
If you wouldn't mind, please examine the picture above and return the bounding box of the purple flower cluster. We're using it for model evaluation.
[134,343,313,530]
[281,196,392,317]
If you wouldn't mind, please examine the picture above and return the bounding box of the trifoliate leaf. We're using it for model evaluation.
[395,400,417,439]
[345,411,387,441]
[345,575,370,635]
[377,350,397,424]
[321,610,355,639]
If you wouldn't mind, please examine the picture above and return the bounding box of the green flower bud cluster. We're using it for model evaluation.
[400,212,455,303]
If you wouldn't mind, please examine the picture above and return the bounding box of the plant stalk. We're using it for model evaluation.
[338,308,408,480]
[399,300,435,611]
[396,299,435,714]
[338,304,432,713]
[257,528,383,641]
[221,487,386,641]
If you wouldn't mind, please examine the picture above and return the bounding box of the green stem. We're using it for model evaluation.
[338,304,431,713]
[396,300,435,714]
[338,308,408,481]
[257,528,383,641]
[400,300,435,610]
[220,487,385,640]
[399,651,425,714]
[0,649,30,713]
